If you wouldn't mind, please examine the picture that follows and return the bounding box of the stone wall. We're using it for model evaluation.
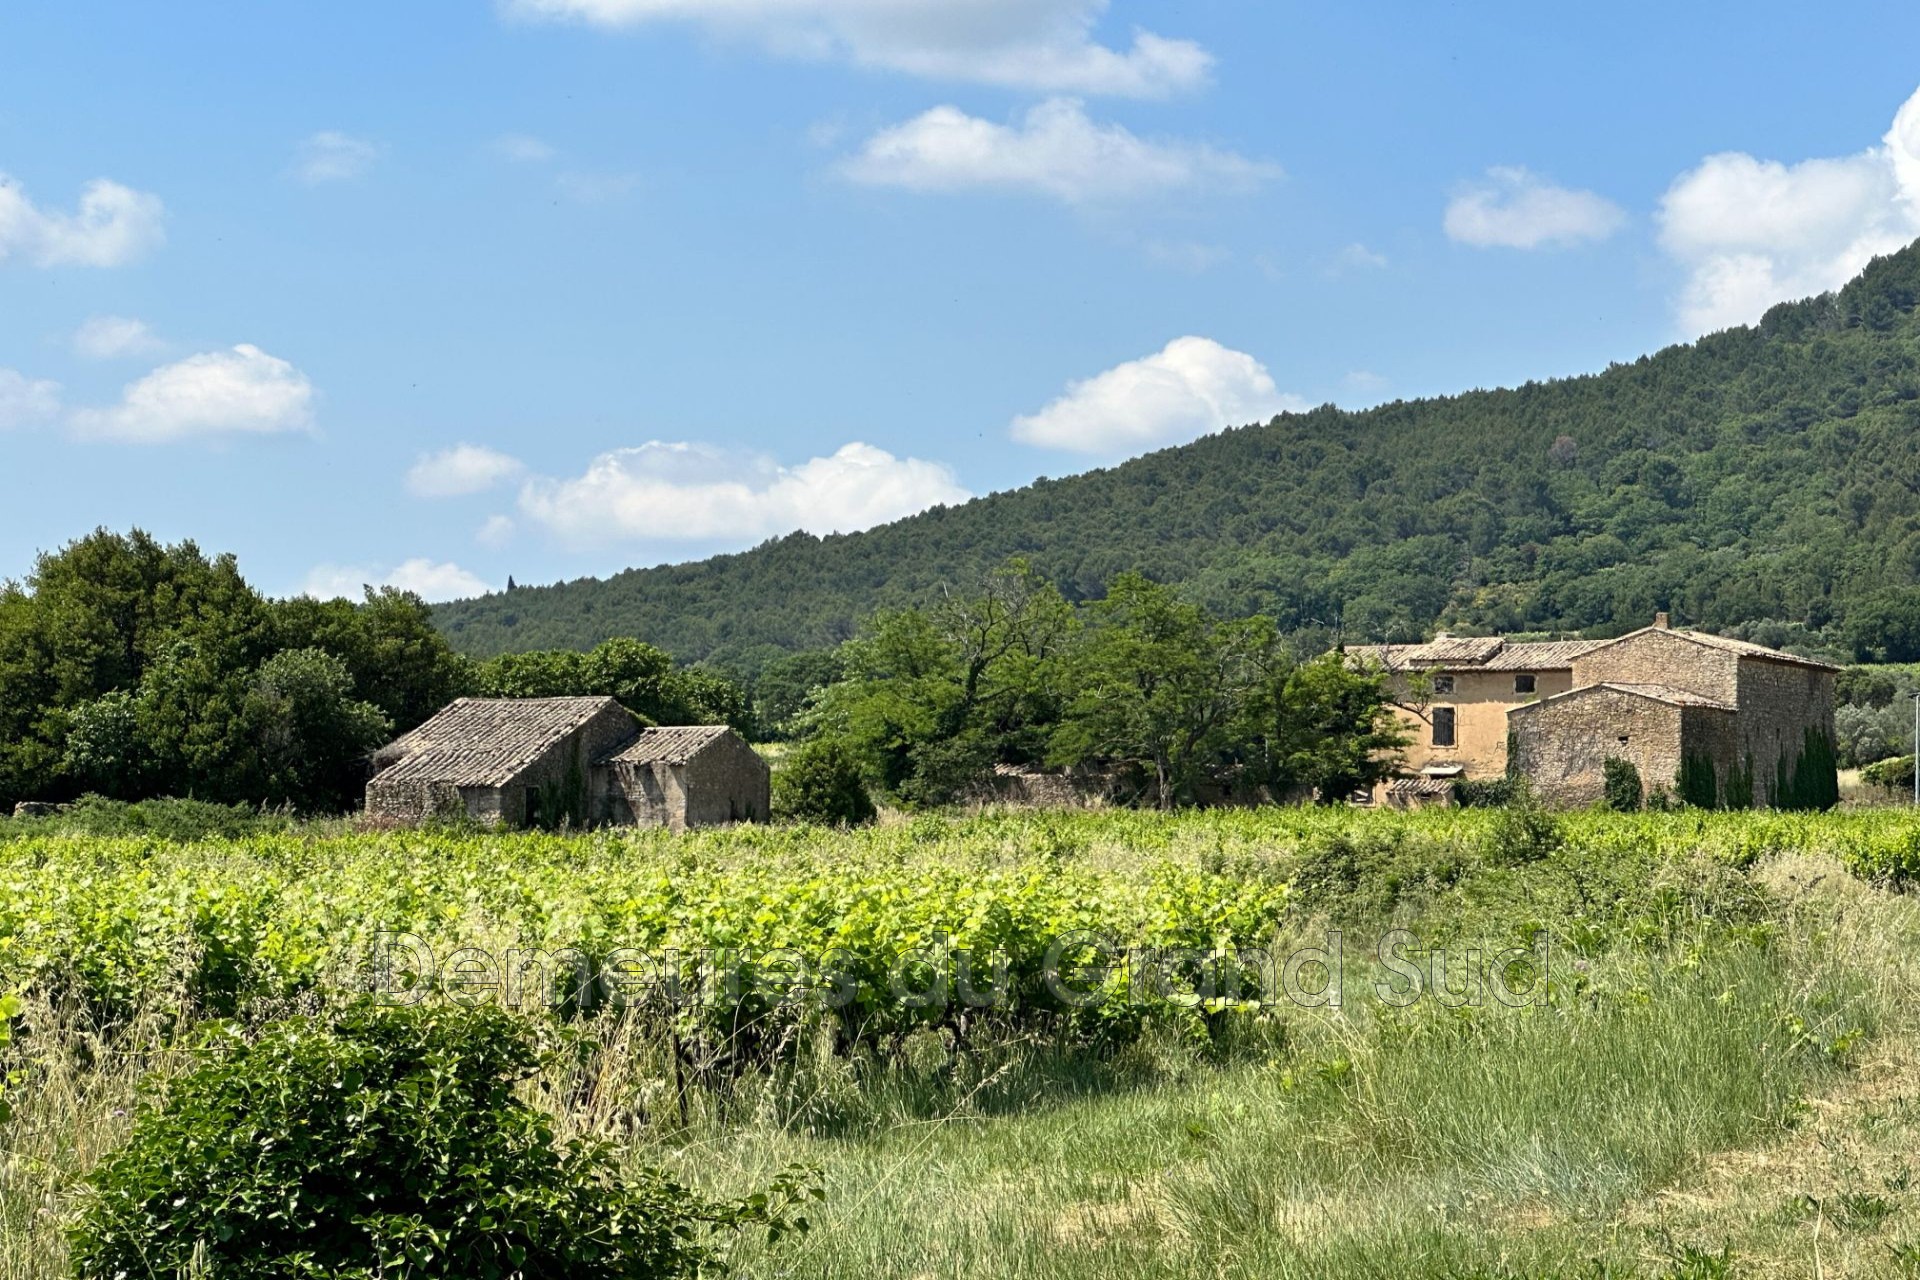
[508,703,640,827]
[1510,687,1695,807]
[682,734,771,828]
[608,761,686,829]
[1732,657,1837,806]
[607,734,770,831]
[365,778,466,824]
[1568,630,1738,704]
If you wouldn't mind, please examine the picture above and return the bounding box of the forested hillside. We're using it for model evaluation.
[435,242,1920,671]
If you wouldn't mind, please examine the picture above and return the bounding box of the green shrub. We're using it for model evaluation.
[1602,757,1644,812]
[71,1002,812,1280]
[1482,785,1563,866]
[5,794,288,843]
[1450,777,1518,808]
[1863,754,1916,794]
[774,739,877,826]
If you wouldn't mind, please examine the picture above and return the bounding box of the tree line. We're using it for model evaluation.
[777,561,1406,810]
[1,533,1405,816]
[0,531,749,815]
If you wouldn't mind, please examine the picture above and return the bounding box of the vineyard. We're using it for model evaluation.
[7,807,1920,1276]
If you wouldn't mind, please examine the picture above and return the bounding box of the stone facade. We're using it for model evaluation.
[1513,628,1835,807]
[1352,620,1838,809]
[1346,637,1608,804]
[366,699,766,831]
[605,726,770,832]
[1508,685,1733,808]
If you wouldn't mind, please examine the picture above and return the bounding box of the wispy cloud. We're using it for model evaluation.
[1444,166,1626,250]
[72,315,165,360]
[293,132,381,184]
[841,98,1277,205]
[516,440,970,548]
[302,559,492,602]
[501,0,1212,99]
[0,369,62,430]
[406,444,527,498]
[491,132,556,163]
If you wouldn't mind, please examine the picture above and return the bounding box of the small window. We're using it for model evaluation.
[1514,673,1536,695]
[1432,675,1455,695]
[1431,706,1456,748]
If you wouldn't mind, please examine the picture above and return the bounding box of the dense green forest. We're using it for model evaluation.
[435,241,1920,672]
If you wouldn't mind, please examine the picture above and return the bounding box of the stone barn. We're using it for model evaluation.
[1509,624,1836,809]
[602,725,771,832]
[365,697,766,830]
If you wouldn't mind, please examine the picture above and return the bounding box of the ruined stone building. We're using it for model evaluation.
[365,697,768,830]
[602,724,771,831]
[1348,615,1838,808]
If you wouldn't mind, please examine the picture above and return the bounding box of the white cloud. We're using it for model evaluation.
[1657,85,1920,333]
[72,315,164,360]
[1330,242,1387,273]
[407,444,527,498]
[303,558,493,603]
[0,174,164,267]
[293,132,380,184]
[516,440,970,547]
[841,98,1276,205]
[492,132,556,163]
[0,369,61,430]
[1011,336,1304,456]
[71,345,316,444]
[1444,166,1627,250]
[501,0,1211,98]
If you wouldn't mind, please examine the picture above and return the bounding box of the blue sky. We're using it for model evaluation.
[4,2,1920,601]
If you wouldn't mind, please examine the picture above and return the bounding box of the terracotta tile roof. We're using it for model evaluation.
[1344,636,1504,669]
[371,697,634,789]
[1477,639,1612,670]
[1348,627,1838,675]
[1346,636,1604,672]
[604,724,735,766]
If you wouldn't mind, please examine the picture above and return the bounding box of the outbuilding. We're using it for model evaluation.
[364,697,766,830]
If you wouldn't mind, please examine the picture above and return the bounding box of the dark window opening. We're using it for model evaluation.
[1432,675,1455,695]
[1432,706,1456,748]
[1514,673,1536,694]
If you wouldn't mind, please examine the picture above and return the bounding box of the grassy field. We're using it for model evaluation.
[7,808,1920,1277]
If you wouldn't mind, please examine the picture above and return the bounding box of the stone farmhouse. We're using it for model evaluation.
[1348,615,1838,809]
[365,697,768,831]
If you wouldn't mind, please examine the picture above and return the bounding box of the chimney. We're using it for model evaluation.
[1653,611,1670,630]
